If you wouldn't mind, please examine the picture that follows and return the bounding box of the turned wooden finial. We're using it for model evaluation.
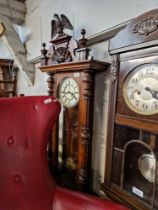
[41,43,48,57]
[81,29,86,38]
[42,42,46,48]
[78,29,87,48]
[40,43,48,65]
[74,29,91,60]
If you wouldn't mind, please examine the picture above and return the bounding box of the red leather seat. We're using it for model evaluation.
[0,96,129,210]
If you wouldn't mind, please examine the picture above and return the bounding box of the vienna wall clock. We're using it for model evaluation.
[40,14,109,191]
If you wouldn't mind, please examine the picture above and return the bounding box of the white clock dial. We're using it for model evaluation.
[123,64,158,115]
[59,77,79,108]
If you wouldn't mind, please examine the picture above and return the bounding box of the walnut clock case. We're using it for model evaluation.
[103,9,158,210]
[41,59,108,191]
[40,20,109,191]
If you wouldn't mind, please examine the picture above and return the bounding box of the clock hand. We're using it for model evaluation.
[65,91,76,98]
[145,87,158,100]
[66,91,73,96]
[67,91,78,100]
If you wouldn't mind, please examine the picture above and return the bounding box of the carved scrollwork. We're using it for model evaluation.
[133,15,158,36]
[82,70,93,98]
[81,127,91,145]
[110,55,119,83]
[40,43,48,66]
[47,72,55,95]
[51,47,72,64]
[78,168,88,184]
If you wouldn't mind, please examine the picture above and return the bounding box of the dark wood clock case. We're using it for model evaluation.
[41,59,108,191]
[103,9,158,210]
[40,20,109,191]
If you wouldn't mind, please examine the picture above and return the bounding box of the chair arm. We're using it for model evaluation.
[53,187,129,210]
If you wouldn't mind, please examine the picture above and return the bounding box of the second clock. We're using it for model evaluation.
[122,63,158,116]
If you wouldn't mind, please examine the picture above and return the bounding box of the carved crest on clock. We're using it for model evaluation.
[51,47,72,63]
[40,14,92,66]
[133,15,158,36]
[51,13,73,40]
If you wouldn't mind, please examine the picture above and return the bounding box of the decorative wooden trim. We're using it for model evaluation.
[104,76,118,186]
[80,127,91,145]
[87,21,128,46]
[30,22,128,65]
[109,39,158,54]
[47,72,55,96]
[109,9,158,53]
[110,55,119,83]
[133,15,158,36]
[77,69,94,190]
[0,58,13,67]
[115,114,158,133]
[40,59,109,73]
[78,168,89,185]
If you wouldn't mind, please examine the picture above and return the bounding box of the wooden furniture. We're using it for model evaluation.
[103,9,158,210]
[0,59,17,97]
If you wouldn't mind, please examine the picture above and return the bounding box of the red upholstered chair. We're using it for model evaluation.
[0,96,129,210]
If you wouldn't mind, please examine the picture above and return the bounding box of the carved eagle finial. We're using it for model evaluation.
[51,14,73,39]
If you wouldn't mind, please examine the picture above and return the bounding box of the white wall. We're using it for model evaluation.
[22,0,158,194]
[25,0,158,60]
[0,40,11,58]
[16,63,48,96]
[0,35,48,96]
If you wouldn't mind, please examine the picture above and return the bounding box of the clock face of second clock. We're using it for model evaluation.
[59,77,79,108]
[123,64,158,115]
